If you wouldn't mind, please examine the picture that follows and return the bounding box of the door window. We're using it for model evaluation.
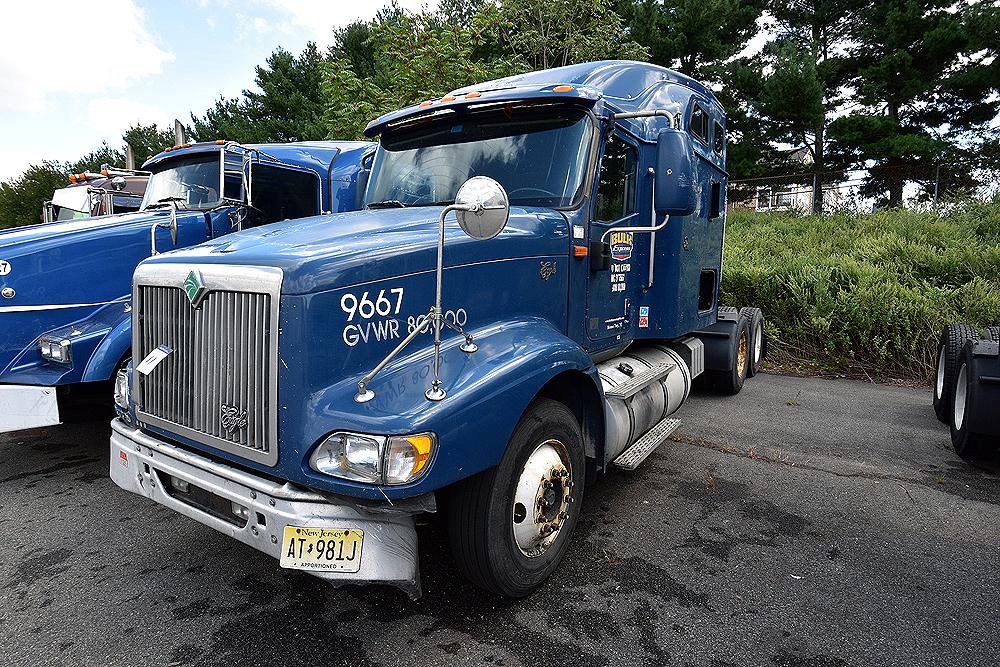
[246,165,319,228]
[594,135,638,222]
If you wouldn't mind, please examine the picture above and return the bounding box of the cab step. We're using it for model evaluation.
[603,362,675,400]
[610,418,681,470]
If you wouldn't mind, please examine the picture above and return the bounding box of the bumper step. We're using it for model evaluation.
[610,418,681,470]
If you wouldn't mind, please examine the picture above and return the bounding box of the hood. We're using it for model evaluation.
[142,206,571,294]
[0,208,212,310]
[0,209,171,249]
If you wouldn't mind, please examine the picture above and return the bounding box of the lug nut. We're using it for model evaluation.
[543,480,552,489]
[250,491,257,500]
[268,498,276,507]
[251,526,259,536]
[560,512,569,520]
[270,535,278,544]
[566,496,574,504]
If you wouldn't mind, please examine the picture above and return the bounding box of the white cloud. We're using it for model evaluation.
[252,0,435,46]
[0,1,173,112]
[86,98,168,139]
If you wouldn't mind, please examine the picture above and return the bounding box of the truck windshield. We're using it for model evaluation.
[366,105,593,208]
[141,154,221,210]
[49,187,93,220]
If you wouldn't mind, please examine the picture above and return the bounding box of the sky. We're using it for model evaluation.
[0,0,433,180]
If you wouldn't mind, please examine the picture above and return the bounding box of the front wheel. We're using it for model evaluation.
[446,398,585,597]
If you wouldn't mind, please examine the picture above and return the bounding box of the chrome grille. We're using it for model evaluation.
[133,264,282,466]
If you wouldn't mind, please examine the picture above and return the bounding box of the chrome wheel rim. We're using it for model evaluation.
[738,331,748,378]
[753,321,763,365]
[936,347,945,399]
[511,439,572,558]
[954,363,967,431]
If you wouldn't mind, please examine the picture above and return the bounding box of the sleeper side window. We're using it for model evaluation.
[594,135,639,222]
[690,102,709,144]
[713,121,725,155]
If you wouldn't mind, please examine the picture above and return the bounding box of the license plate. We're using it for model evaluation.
[279,526,363,573]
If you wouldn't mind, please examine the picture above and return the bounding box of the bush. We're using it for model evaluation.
[720,199,1000,380]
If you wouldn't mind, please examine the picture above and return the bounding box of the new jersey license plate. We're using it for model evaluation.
[279,526,364,573]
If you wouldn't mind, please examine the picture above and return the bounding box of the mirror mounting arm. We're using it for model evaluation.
[150,203,179,256]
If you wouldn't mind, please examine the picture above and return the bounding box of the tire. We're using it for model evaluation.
[740,307,765,377]
[949,342,992,460]
[706,314,751,395]
[446,398,585,598]
[933,324,980,424]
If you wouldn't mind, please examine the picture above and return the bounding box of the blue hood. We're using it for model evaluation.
[0,208,213,377]
[140,207,572,294]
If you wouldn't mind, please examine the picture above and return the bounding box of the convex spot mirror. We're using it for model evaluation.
[455,176,509,240]
[655,129,697,216]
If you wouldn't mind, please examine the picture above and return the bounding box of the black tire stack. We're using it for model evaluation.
[933,324,1000,460]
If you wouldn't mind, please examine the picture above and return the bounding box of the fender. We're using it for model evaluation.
[271,317,603,500]
[82,312,132,383]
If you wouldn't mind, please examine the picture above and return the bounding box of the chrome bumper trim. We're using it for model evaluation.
[109,419,423,598]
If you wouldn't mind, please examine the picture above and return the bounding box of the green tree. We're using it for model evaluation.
[123,123,176,164]
[615,0,764,80]
[323,12,527,140]
[0,162,68,229]
[192,42,330,144]
[480,0,648,70]
[751,1,863,212]
[68,142,125,174]
[829,0,1000,206]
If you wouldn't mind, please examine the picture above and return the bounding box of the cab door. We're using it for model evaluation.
[585,132,641,349]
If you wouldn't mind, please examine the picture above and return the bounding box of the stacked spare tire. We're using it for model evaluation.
[933,324,1000,460]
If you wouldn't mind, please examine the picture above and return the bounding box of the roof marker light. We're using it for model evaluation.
[441,95,456,102]
[419,100,434,107]
[215,139,226,145]
[465,92,481,99]
[553,85,574,92]
[68,174,77,183]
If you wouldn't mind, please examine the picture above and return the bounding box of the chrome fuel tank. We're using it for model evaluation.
[598,339,702,461]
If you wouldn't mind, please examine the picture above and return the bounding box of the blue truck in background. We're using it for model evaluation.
[0,140,373,433]
[110,61,765,598]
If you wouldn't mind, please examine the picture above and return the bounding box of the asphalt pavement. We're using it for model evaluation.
[1,373,998,667]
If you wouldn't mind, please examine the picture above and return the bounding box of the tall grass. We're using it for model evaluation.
[720,198,1000,380]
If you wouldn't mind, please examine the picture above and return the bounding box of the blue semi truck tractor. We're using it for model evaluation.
[0,140,373,433]
[109,61,765,598]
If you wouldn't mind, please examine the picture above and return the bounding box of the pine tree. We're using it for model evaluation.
[829,0,1000,206]
[753,0,863,212]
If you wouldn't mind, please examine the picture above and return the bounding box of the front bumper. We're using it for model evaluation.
[109,419,428,598]
[0,385,59,434]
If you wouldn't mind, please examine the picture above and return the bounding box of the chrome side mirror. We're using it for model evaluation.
[454,176,510,240]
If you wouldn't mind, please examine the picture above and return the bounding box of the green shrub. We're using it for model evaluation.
[720,198,1000,380]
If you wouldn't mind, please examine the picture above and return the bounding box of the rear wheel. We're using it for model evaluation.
[933,324,980,424]
[706,315,751,395]
[949,344,991,460]
[740,307,765,377]
[446,398,585,597]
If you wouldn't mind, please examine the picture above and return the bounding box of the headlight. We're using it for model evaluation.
[113,368,130,409]
[309,431,436,485]
[39,337,72,364]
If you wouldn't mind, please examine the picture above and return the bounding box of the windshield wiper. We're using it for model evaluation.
[144,196,188,210]
[366,200,407,209]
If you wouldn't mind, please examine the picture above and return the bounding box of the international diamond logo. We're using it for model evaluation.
[182,270,208,308]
